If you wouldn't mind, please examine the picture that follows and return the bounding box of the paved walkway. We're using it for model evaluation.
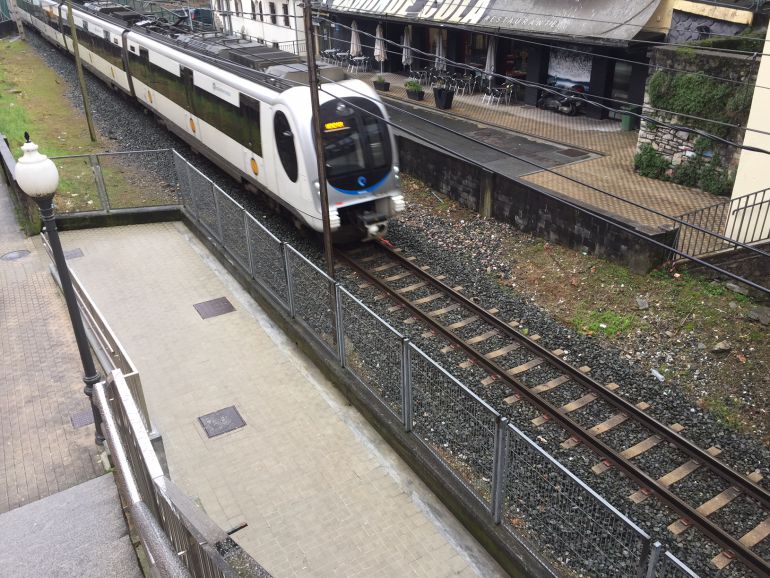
[0,181,102,513]
[0,179,141,575]
[364,71,718,228]
[60,222,506,578]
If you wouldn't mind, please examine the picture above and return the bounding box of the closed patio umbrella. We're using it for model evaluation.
[374,23,387,73]
[402,25,413,70]
[484,36,497,87]
[350,20,362,57]
[434,30,446,71]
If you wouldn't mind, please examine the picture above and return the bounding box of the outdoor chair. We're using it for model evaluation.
[481,86,504,106]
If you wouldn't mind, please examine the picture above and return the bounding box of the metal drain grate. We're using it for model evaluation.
[70,409,94,429]
[557,148,588,158]
[64,248,84,260]
[1,250,31,261]
[194,297,235,319]
[198,406,246,438]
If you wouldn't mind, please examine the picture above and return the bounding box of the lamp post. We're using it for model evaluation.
[15,135,104,445]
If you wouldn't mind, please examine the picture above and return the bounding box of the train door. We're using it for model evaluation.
[181,67,202,142]
[240,94,263,184]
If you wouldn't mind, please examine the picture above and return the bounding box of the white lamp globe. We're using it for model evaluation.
[15,140,59,200]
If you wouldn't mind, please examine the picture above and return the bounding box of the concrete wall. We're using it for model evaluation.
[398,137,677,273]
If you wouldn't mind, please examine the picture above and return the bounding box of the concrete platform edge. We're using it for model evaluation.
[182,212,560,578]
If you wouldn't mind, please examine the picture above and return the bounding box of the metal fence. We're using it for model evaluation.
[171,149,701,577]
[676,187,770,257]
[98,370,245,578]
[50,149,179,215]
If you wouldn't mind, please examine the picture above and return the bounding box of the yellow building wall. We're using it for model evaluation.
[727,27,770,243]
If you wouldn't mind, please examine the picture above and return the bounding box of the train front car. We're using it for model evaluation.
[282,80,404,241]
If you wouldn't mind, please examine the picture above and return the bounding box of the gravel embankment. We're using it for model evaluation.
[27,32,769,578]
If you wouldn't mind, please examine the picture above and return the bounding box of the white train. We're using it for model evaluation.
[16,0,405,239]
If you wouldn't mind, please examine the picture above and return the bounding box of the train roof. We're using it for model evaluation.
[75,0,343,92]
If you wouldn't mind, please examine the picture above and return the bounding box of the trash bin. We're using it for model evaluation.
[621,106,641,131]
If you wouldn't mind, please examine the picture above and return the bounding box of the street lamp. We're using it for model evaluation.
[15,134,104,445]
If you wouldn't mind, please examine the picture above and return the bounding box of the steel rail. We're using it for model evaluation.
[336,246,770,576]
[373,242,770,511]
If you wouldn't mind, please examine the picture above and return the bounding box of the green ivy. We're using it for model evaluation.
[634,144,670,179]
[672,156,703,187]
[699,155,735,196]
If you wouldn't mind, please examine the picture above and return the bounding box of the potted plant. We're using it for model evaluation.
[404,79,425,101]
[432,80,455,110]
[373,75,390,91]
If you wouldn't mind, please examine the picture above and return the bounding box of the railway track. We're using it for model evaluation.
[336,241,770,576]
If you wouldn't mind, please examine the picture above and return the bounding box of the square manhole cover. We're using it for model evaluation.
[198,406,246,438]
[557,148,588,158]
[64,248,84,260]
[70,408,94,429]
[194,297,235,320]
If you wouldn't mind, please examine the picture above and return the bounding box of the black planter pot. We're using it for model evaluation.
[433,87,455,110]
[373,81,390,91]
[406,89,425,101]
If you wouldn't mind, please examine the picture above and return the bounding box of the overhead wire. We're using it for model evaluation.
[322,17,770,94]
[312,1,770,53]
[105,12,770,264]
[50,3,770,292]
[322,19,770,147]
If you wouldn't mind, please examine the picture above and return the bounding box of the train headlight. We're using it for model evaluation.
[393,165,400,184]
[393,165,400,174]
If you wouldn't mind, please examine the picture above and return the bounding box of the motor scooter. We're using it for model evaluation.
[536,85,586,116]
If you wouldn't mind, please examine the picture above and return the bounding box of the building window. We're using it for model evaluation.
[234,0,242,16]
[258,1,263,21]
[282,3,289,27]
[250,0,256,20]
[268,2,276,25]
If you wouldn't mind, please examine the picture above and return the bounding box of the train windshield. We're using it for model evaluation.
[319,98,391,191]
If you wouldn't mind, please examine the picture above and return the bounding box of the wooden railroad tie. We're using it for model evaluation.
[628,446,722,503]
[593,423,684,475]
[711,516,770,569]
[669,470,764,535]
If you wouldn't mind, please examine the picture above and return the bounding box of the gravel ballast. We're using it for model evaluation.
[25,31,770,578]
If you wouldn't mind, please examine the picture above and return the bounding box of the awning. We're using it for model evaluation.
[326,0,665,42]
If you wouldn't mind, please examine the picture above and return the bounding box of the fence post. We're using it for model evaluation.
[283,244,295,318]
[644,541,662,578]
[491,416,508,524]
[89,155,110,213]
[401,338,412,432]
[212,185,224,243]
[175,153,196,218]
[244,211,254,278]
[335,283,345,367]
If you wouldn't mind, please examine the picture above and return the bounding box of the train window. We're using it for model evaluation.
[274,111,297,182]
[319,98,391,190]
[191,83,252,148]
[241,94,262,155]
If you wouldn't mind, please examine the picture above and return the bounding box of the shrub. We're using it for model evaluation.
[699,156,734,196]
[404,79,422,92]
[634,144,670,179]
[672,156,702,187]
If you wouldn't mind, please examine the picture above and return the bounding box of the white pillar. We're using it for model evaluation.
[727,26,770,243]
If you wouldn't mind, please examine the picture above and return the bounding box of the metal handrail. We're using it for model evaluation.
[93,377,191,578]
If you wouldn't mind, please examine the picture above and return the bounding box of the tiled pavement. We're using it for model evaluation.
[0,180,101,514]
[359,71,719,228]
[60,222,507,578]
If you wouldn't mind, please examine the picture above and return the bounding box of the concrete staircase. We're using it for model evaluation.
[0,474,142,577]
